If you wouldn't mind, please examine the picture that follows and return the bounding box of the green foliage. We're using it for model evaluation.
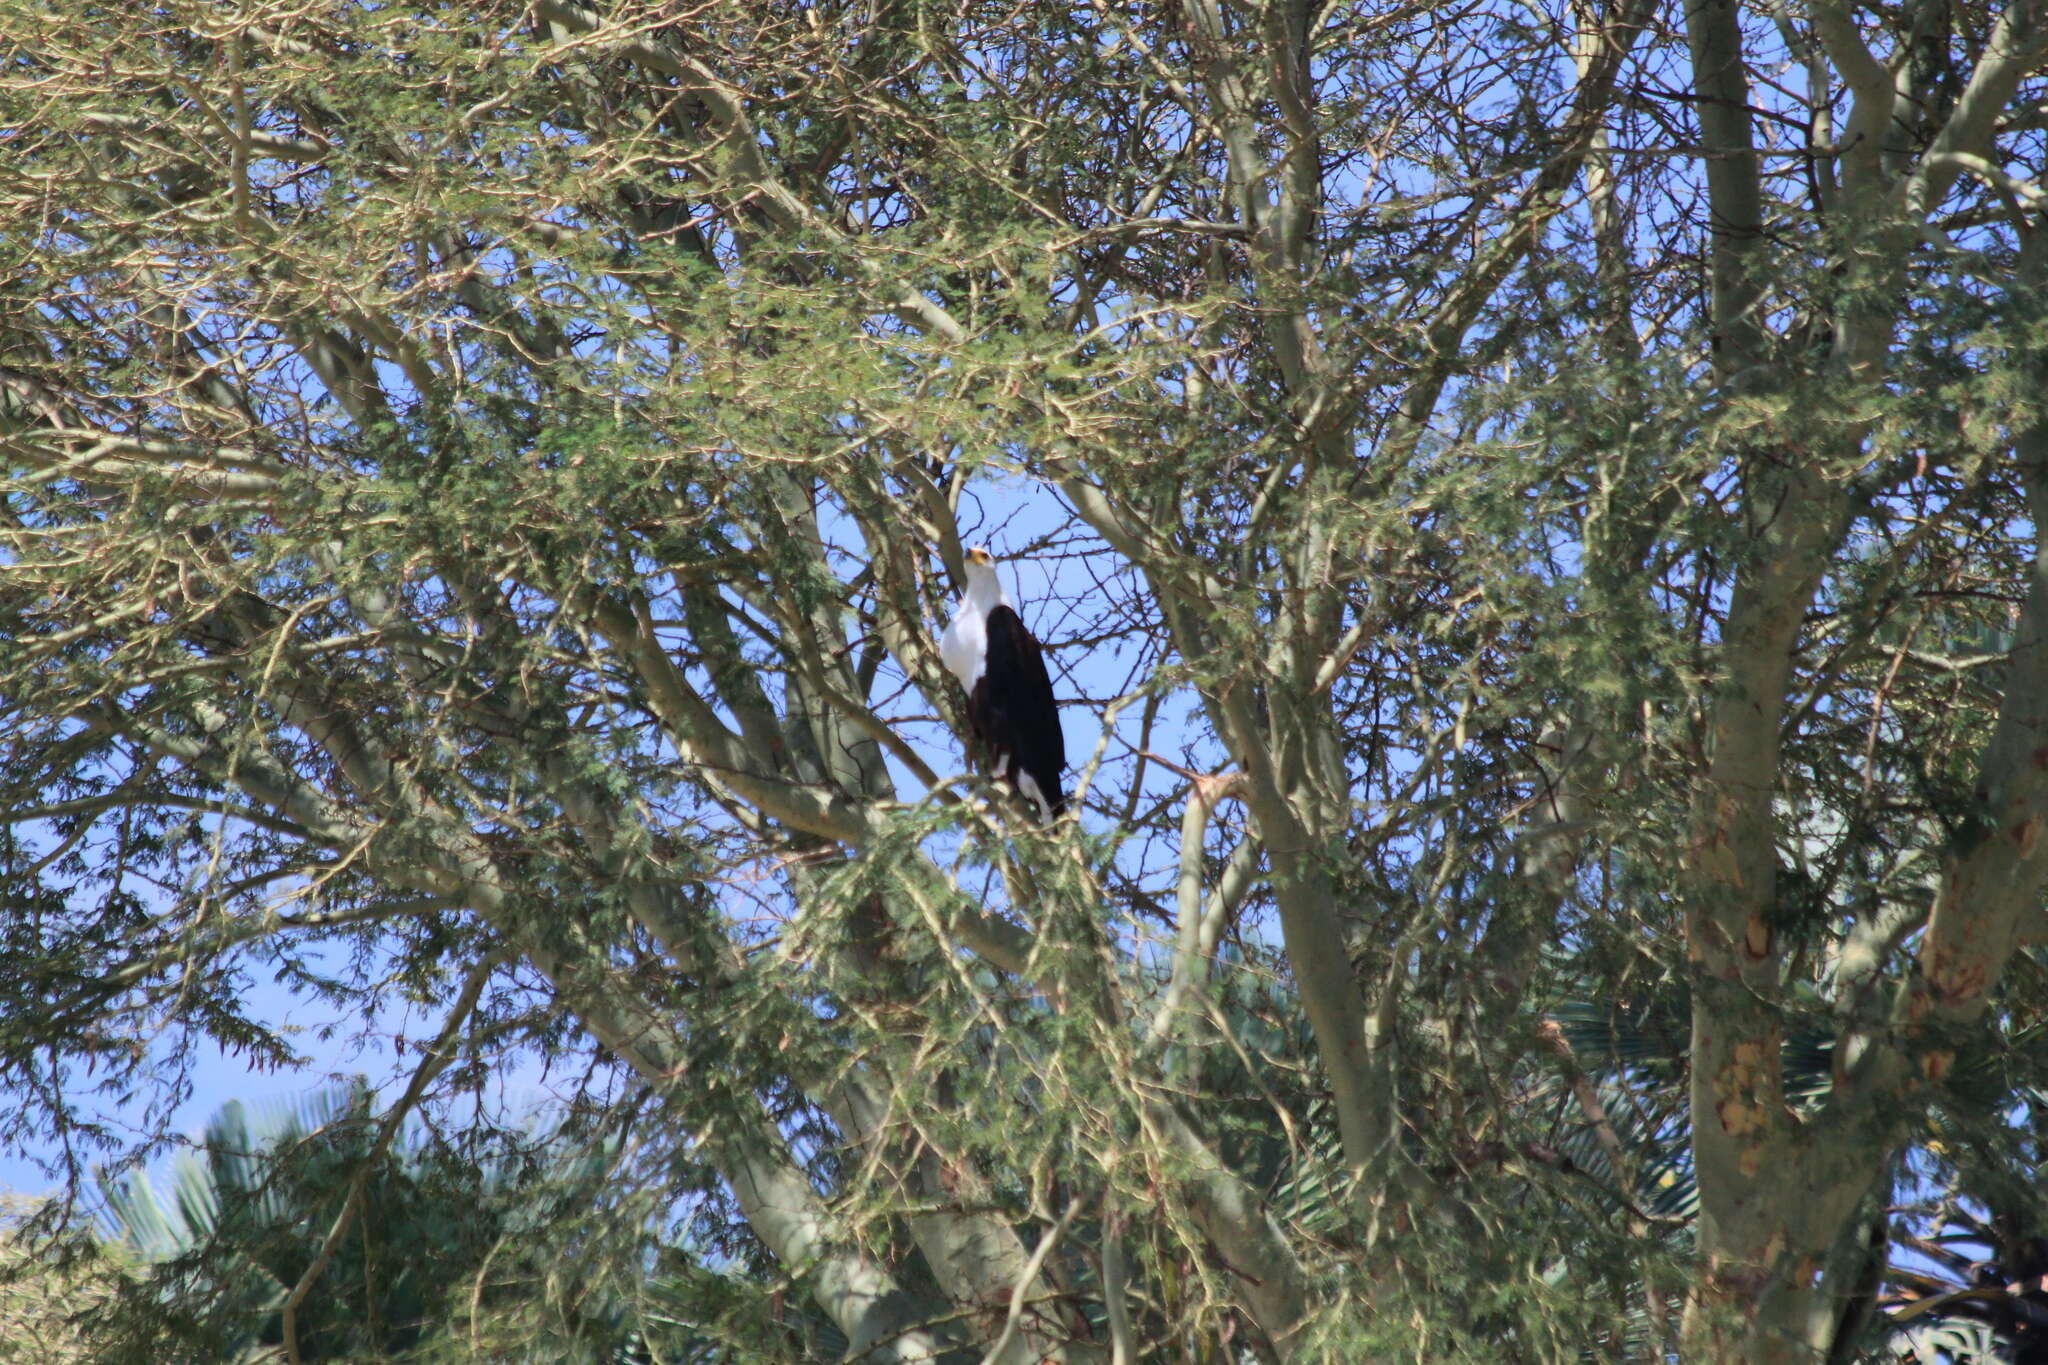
[93,1084,642,1362]
[0,1198,119,1365]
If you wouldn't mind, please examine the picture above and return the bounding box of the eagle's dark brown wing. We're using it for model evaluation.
[967,604,1065,818]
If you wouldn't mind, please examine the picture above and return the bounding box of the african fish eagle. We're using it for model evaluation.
[938,548,1067,819]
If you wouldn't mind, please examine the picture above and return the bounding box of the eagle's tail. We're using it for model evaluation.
[1015,766,1066,821]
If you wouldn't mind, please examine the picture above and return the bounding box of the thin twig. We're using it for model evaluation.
[279,952,503,1364]
[976,1196,1083,1365]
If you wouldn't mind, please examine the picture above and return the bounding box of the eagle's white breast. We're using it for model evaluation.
[940,561,1009,691]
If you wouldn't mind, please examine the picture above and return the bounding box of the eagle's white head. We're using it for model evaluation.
[961,546,1007,608]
